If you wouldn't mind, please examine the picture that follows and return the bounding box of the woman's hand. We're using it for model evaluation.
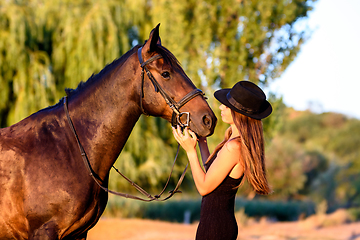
[172,126,198,153]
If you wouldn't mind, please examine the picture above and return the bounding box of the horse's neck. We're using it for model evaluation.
[67,57,142,179]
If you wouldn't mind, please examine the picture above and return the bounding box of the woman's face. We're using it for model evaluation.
[219,104,234,124]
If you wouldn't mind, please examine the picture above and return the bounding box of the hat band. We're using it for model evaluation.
[227,93,259,114]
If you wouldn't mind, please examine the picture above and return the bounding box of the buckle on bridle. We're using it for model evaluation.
[138,46,204,130]
[177,112,190,128]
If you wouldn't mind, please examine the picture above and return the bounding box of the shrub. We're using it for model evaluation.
[104,196,315,223]
[235,198,315,221]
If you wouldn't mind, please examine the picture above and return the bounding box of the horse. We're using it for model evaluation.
[0,24,217,239]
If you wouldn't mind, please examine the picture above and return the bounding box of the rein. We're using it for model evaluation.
[63,96,187,201]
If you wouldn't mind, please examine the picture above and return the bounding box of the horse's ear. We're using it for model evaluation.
[142,23,161,55]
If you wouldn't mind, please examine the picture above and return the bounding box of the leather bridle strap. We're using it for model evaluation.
[63,96,187,201]
[171,88,204,127]
[137,47,205,127]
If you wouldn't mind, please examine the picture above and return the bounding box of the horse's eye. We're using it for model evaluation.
[161,71,170,79]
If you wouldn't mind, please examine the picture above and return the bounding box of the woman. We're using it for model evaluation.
[172,81,272,240]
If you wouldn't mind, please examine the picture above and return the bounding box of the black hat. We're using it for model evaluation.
[214,81,272,120]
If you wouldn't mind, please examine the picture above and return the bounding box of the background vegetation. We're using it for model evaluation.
[104,195,316,223]
[2,0,360,220]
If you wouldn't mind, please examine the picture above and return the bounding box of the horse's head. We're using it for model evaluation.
[137,24,217,137]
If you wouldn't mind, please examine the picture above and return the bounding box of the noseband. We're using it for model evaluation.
[137,47,204,127]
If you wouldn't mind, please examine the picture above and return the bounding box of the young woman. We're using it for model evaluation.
[172,81,272,240]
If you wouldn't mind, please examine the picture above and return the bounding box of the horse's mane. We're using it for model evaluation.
[38,44,183,114]
[65,46,140,97]
[65,44,183,97]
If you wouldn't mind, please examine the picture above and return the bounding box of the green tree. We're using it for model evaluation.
[0,0,317,193]
[0,1,57,125]
[150,0,316,88]
[273,110,360,209]
[325,120,360,209]
[265,136,307,198]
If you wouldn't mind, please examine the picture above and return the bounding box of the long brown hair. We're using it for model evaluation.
[207,110,272,195]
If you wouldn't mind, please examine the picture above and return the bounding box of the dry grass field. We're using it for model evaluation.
[88,217,360,240]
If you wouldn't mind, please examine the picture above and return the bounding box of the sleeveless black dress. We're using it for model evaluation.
[195,152,243,240]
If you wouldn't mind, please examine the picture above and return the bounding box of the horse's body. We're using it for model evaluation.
[0,25,216,239]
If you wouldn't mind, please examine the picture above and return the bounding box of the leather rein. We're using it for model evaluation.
[63,47,204,201]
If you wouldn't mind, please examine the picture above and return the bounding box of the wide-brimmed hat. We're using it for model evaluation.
[214,81,272,120]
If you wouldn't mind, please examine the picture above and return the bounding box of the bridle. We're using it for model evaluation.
[137,47,205,127]
[62,46,206,201]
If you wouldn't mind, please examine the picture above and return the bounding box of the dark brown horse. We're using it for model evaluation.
[0,25,216,239]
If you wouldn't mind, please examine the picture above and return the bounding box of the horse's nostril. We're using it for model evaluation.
[202,115,211,129]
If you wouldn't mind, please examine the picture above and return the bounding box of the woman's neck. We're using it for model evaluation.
[230,124,240,139]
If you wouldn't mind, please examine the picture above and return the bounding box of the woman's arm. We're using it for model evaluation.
[172,126,240,196]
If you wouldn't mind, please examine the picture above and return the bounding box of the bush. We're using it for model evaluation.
[348,207,360,221]
[104,196,315,223]
[235,198,315,221]
[143,199,202,223]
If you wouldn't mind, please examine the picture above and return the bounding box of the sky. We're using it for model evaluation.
[268,0,360,119]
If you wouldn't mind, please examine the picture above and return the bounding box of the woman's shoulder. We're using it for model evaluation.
[215,138,241,167]
[223,138,241,152]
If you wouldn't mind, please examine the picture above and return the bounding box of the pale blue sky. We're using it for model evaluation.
[269,0,360,119]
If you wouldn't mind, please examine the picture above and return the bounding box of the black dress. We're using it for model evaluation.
[195,152,243,240]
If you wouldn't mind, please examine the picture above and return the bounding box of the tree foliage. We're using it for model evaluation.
[271,110,360,210]
[150,0,315,89]
[0,0,317,195]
